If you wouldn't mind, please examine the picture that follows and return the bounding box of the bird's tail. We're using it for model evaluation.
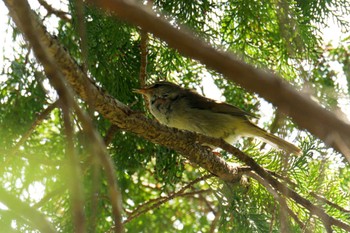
[244,122,301,155]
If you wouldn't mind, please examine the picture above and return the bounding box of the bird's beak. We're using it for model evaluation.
[132,88,147,95]
[133,87,151,95]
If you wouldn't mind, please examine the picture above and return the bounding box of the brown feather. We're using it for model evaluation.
[183,89,254,118]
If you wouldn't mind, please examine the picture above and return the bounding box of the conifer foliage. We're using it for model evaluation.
[1,0,350,232]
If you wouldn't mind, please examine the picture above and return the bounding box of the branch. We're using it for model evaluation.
[139,29,148,87]
[310,192,350,214]
[32,186,66,209]
[249,172,313,232]
[37,0,70,23]
[87,0,350,162]
[125,175,213,223]
[13,100,59,151]
[8,0,87,231]
[62,99,86,233]
[104,124,120,145]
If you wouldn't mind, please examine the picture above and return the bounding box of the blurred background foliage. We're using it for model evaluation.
[1,0,350,232]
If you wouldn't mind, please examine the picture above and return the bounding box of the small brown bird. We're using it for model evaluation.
[134,81,301,155]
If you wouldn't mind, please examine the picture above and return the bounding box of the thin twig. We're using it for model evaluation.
[5,1,123,232]
[139,29,148,87]
[125,189,211,224]
[247,172,296,232]
[198,193,216,213]
[37,0,70,23]
[33,186,67,209]
[125,175,213,223]
[280,150,291,232]
[209,211,220,233]
[13,100,59,151]
[286,208,312,233]
[267,170,297,188]
[72,99,124,233]
[74,0,88,73]
[310,192,350,214]
[269,201,276,233]
[104,125,120,145]
[89,156,101,233]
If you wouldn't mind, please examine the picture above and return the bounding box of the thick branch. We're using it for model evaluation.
[87,0,350,162]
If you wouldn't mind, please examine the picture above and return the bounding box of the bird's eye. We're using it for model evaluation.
[153,83,160,88]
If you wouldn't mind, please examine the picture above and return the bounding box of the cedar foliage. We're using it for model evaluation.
[1,0,350,232]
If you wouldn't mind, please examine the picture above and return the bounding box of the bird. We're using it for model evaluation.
[134,81,301,155]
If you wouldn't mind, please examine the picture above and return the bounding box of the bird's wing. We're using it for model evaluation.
[185,91,254,118]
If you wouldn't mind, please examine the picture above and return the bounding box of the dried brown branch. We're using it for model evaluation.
[88,0,350,162]
[0,186,56,233]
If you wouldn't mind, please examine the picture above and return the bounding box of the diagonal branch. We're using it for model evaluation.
[13,100,59,151]
[38,0,70,23]
[7,0,86,231]
[310,192,350,214]
[125,175,213,223]
[87,0,350,162]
